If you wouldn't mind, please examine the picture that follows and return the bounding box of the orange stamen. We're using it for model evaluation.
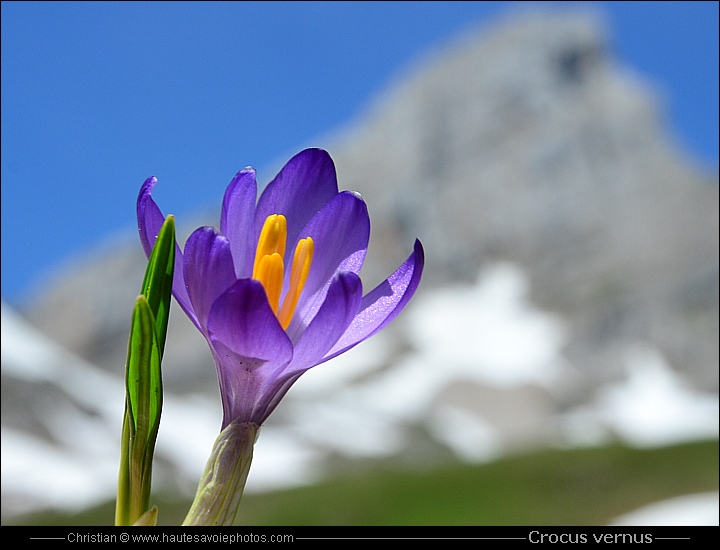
[252,214,286,278]
[278,237,314,330]
[252,214,313,330]
[254,253,283,314]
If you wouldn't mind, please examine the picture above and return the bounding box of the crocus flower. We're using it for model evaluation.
[137,148,423,430]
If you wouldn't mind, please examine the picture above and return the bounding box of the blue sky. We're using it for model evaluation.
[2,1,718,306]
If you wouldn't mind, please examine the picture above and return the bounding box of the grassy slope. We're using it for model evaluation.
[235,440,718,526]
[7,439,717,526]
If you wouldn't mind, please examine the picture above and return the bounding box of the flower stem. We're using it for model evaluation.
[182,419,260,526]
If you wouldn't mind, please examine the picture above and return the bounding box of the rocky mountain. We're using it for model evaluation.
[24,11,718,392]
[4,10,718,520]
[328,10,718,390]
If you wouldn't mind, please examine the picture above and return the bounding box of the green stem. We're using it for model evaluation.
[182,419,260,526]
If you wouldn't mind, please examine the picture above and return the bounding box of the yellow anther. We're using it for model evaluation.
[278,237,314,330]
[255,253,284,314]
[252,214,287,279]
[253,214,313,330]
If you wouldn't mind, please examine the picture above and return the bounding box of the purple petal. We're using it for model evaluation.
[249,370,304,427]
[137,176,199,329]
[255,148,339,251]
[220,168,257,279]
[324,239,424,360]
[183,227,237,334]
[285,191,370,334]
[287,271,363,363]
[258,272,363,422]
[137,177,164,257]
[207,279,293,426]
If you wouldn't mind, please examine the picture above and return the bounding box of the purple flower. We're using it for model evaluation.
[138,148,423,429]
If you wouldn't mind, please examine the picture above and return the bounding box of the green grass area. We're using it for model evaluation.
[7,439,717,526]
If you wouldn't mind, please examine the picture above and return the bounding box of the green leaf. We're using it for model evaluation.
[133,506,159,526]
[128,295,161,450]
[140,215,175,355]
[116,296,161,525]
[116,216,175,526]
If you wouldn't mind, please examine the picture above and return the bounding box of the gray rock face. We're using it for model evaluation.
[329,11,718,388]
[23,11,719,393]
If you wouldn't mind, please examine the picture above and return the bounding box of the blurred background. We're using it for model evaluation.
[1,1,718,525]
